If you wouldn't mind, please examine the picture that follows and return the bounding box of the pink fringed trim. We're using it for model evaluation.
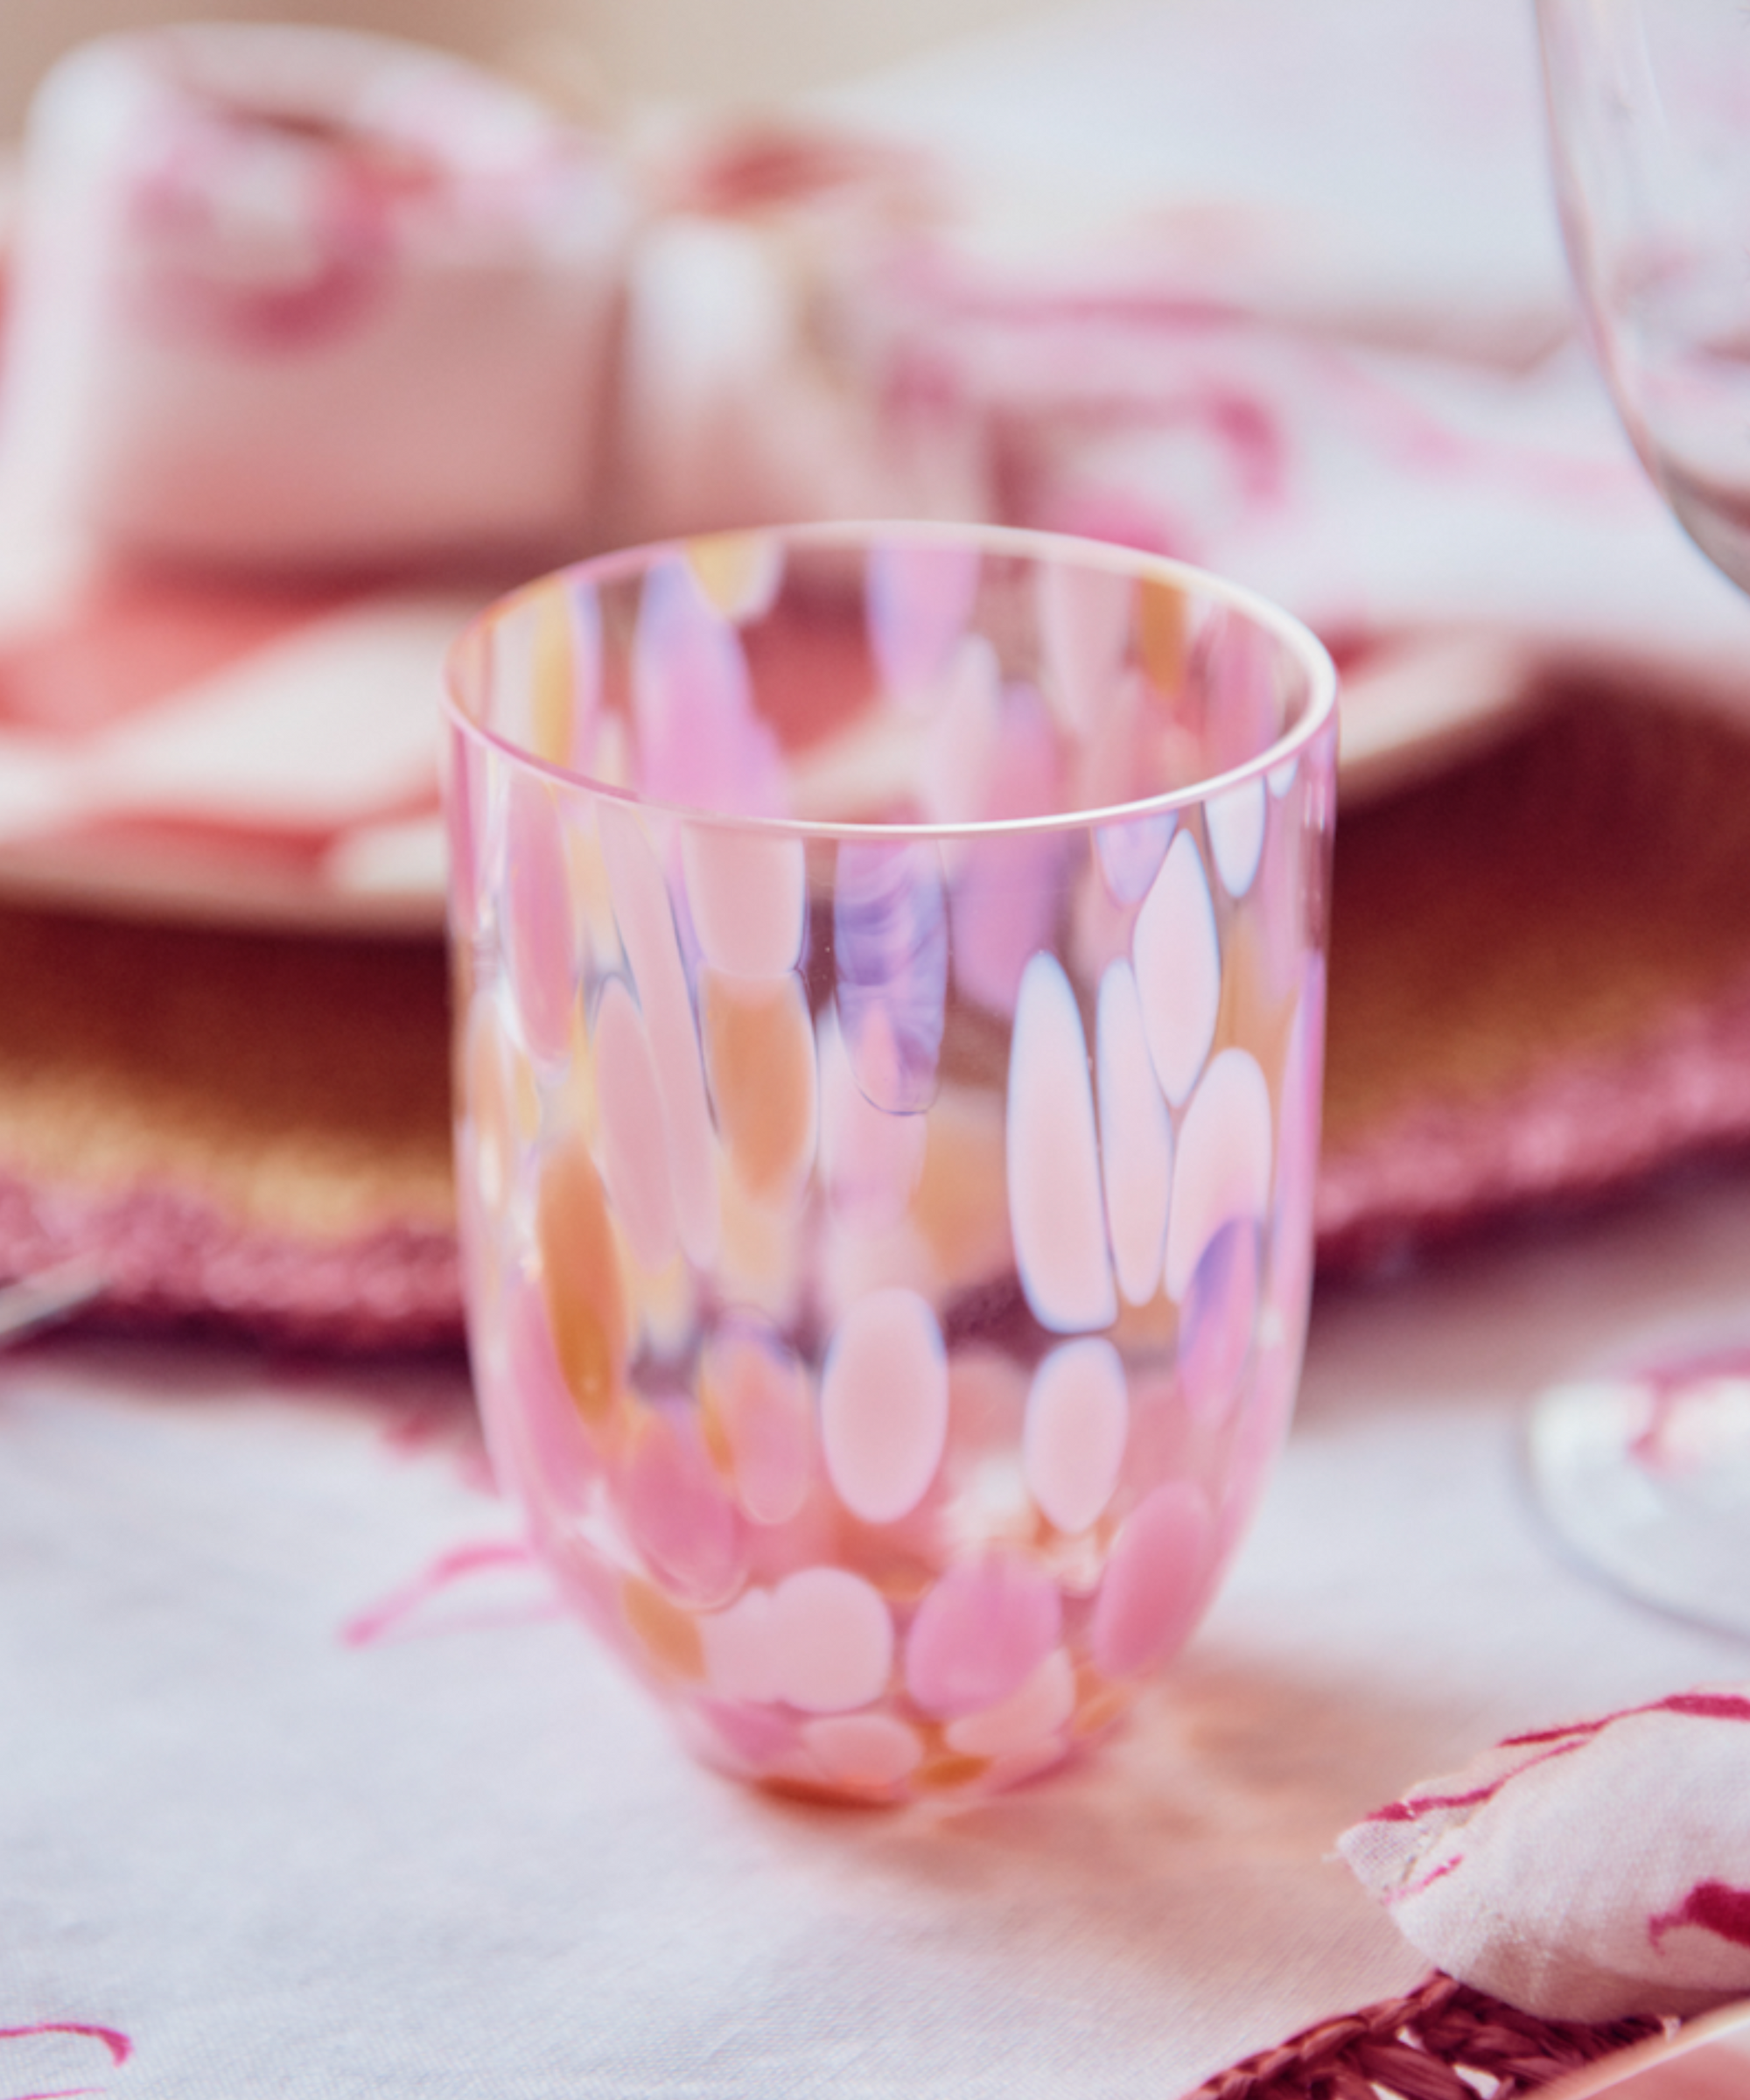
[1316,968,1750,1276]
[0,1171,463,1352]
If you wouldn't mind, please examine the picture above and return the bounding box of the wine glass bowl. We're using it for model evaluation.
[1538,0,1750,595]
[1532,0,1750,1634]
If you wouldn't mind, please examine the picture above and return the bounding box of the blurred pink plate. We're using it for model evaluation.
[0,499,476,935]
[1543,2001,1750,2098]
[0,494,1536,937]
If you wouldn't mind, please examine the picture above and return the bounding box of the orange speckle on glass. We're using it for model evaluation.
[1214,914,1298,1108]
[715,1161,802,1327]
[626,1249,697,1363]
[699,1324,814,1523]
[1069,1670,1131,1740]
[703,970,817,1202]
[1110,1291,1178,1354]
[864,1557,937,1607]
[464,1005,519,1214]
[757,1771,889,1810]
[912,1086,1012,1287]
[536,1139,627,1429]
[913,1751,990,1793]
[1138,577,1186,699]
[686,530,782,620]
[530,584,577,768]
[620,1576,705,1679]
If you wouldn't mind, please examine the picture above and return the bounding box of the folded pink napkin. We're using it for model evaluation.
[10,0,1750,701]
[1340,1690,1750,2024]
[2,23,629,574]
[606,122,992,548]
[0,559,463,927]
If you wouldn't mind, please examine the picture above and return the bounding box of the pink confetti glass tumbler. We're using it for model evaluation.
[444,523,1337,1804]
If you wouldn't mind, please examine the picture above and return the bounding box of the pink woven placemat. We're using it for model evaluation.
[4,673,1750,1348]
[1319,674,1750,1274]
[0,901,458,1350]
[1186,1970,1666,2100]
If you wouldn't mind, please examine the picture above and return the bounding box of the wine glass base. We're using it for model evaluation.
[1527,1344,1750,1640]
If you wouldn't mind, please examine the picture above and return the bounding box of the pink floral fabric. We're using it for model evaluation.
[1340,1690,1750,2022]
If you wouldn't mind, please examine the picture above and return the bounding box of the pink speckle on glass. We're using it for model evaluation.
[904,1548,1063,1718]
[1006,950,1116,1334]
[592,976,678,1273]
[944,1647,1076,1760]
[496,1278,598,1512]
[700,969,819,1209]
[502,770,576,1063]
[1023,1337,1130,1535]
[867,537,982,696]
[680,823,807,978]
[769,1565,894,1712]
[1133,830,1221,1108]
[694,1692,797,1769]
[1090,1480,1215,1680]
[621,1404,746,1608]
[1197,604,1285,774]
[802,1712,924,1790]
[702,1319,815,1526]
[1095,957,1174,1306]
[1219,1325,1302,1560]
[816,1004,927,1230]
[1038,556,1135,737]
[699,1585,781,1703]
[986,680,1063,822]
[920,634,1002,822]
[1269,961,1326,1332]
[949,831,1068,1018]
[1095,807,1175,906]
[633,556,783,816]
[947,681,1068,1016]
[1178,1219,1261,1428]
[1207,776,1268,899]
[820,1285,948,1524]
[598,802,720,1264]
[447,725,492,940]
[1166,1046,1273,1301]
[562,577,604,773]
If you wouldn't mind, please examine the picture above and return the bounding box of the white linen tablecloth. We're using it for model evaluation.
[9,0,1750,2089]
[7,1163,1750,2099]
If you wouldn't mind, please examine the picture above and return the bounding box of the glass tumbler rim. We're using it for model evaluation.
[443,517,1338,844]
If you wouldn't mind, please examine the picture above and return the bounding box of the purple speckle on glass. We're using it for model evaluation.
[833,839,948,1114]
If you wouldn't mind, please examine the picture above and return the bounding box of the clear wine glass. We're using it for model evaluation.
[1530,0,1750,1635]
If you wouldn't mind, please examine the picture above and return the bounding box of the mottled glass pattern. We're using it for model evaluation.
[445,523,1336,1804]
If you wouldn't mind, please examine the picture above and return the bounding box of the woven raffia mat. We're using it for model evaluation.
[1320,673,1750,1270]
[0,899,458,1348]
[1186,1971,1669,2100]
[6,676,1750,1345]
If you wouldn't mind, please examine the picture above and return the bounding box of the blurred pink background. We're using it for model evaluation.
[0,0,1063,134]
